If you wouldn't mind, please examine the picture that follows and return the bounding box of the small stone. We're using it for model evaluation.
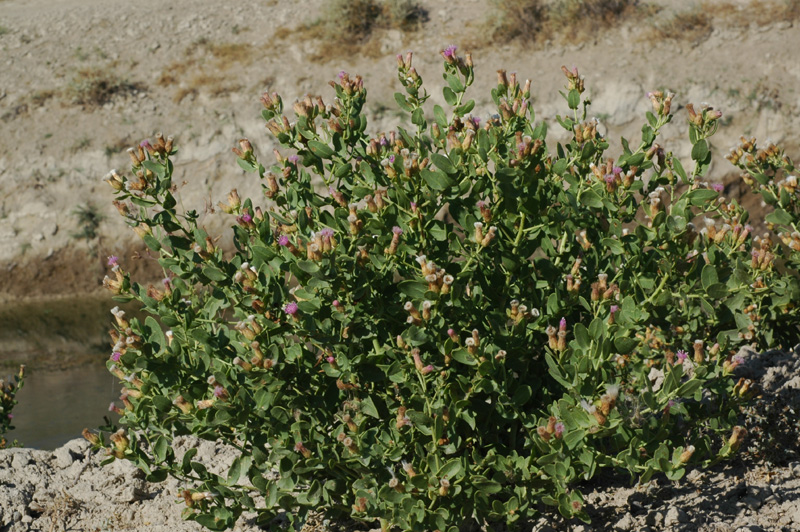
[12,510,22,522]
[645,510,664,527]
[11,451,32,470]
[22,514,33,524]
[614,512,635,531]
[739,496,762,511]
[664,505,688,526]
[53,447,75,469]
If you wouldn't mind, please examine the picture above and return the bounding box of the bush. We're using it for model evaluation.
[0,366,26,449]
[90,50,800,531]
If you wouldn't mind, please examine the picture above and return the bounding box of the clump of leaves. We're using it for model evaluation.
[321,0,427,43]
[0,366,25,449]
[91,49,799,532]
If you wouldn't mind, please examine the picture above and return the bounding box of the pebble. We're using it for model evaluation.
[664,505,689,526]
[11,451,32,470]
[614,512,635,531]
[52,447,75,469]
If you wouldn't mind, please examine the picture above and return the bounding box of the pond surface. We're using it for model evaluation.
[6,362,120,449]
[1,294,130,449]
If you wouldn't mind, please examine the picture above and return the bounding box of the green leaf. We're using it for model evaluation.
[672,157,688,182]
[202,266,228,282]
[433,105,447,127]
[574,323,590,348]
[421,169,454,191]
[472,476,502,494]
[451,348,477,366]
[308,140,334,159]
[579,190,603,209]
[602,237,624,255]
[563,429,585,450]
[430,153,457,174]
[765,208,794,226]
[296,260,320,274]
[394,92,413,112]
[567,89,580,110]
[691,139,710,162]
[443,87,458,106]
[154,435,169,462]
[411,108,425,126]
[701,264,718,291]
[398,280,428,299]
[445,74,464,94]
[614,336,637,354]
[438,459,463,480]
[687,188,719,206]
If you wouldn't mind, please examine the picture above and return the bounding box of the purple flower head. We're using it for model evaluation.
[319,227,335,239]
[213,385,225,398]
[140,140,151,149]
[712,183,724,192]
[447,328,455,336]
[379,136,389,146]
[554,422,565,437]
[162,277,172,288]
[410,201,417,210]
[676,350,688,362]
[605,174,615,184]
[332,299,340,308]
[326,356,335,364]
[241,213,252,223]
[111,351,122,362]
[610,305,619,314]
[745,224,754,232]
[517,142,526,153]
[108,402,117,412]
[476,200,486,209]
[751,249,759,258]
[288,154,300,164]
[107,255,119,267]
[733,354,744,365]
[392,226,403,235]
[338,70,347,80]
[559,317,567,331]
[470,116,481,127]
[284,302,299,315]
[613,166,623,175]
[7,414,13,420]
[278,235,289,246]
[388,154,396,164]
[443,45,457,58]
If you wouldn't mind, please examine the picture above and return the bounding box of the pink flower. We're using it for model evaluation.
[213,385,225,398]
[111,351,122,362]
[241,213,252,223]
[107,255,119,267]
[326,356,335,364]
[554,422,564,437]
[278,235,289,246]
[288,155,300,164]
[392,226,403,235]
[559,317,567,331]
[284,302,298,315]
[676,350,688,362]
[7,414,13,419]
[332,300,340,308]
[610,305,619,314]
[443,45,457,58]
[712,183,724,192]
[319,228,335,238]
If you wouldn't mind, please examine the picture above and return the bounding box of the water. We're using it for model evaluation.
[6,362,120,449]
[0,295,130,450]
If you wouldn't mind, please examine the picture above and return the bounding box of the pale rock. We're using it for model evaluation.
[664,505,688,526]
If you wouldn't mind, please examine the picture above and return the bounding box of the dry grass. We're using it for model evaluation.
[67,68,145,107]
[475,0,646,48]
[156,39,254,101]
[279,0,428,63]
[648,5,713,45]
